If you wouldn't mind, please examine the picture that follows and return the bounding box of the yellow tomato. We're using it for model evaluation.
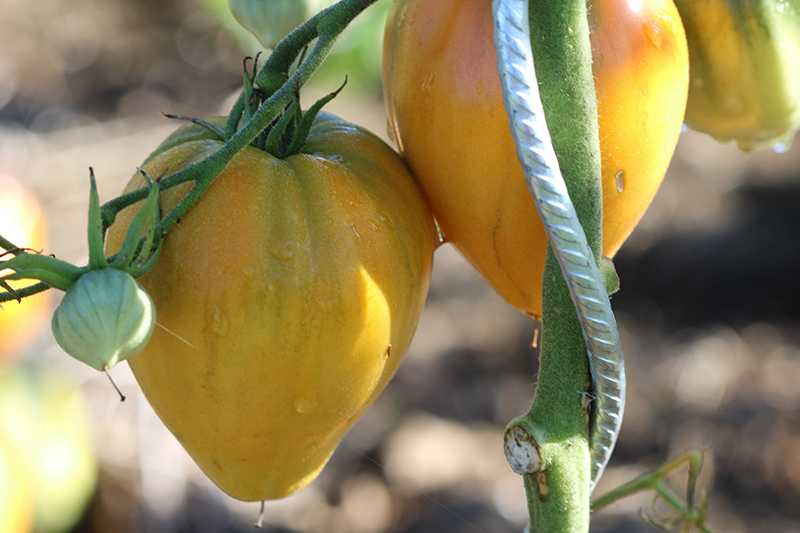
[0,176,50,362]
[107,113,435,501]
[383,0,689,317]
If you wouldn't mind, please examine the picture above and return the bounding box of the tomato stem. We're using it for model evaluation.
[97,0,380,249]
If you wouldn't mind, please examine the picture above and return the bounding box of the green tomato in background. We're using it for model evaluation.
[196,0,390,94]
[0,368,97,533]
[0,432,34,533]
[229,0,330,48]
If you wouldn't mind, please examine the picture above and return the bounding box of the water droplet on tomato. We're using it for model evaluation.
[294,396,318,414]
[772,142,790,153]
[642,19,663,49]
[434,219,446,244]
[269,244,294,262]
[615,170,625,193]
[657,9,677,36]
[421,71,435,93]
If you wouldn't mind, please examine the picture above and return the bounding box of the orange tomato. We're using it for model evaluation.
[383,0,688,317]
[0,176,50,362]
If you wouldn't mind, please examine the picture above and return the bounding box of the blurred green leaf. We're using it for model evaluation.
[196,0,391,95]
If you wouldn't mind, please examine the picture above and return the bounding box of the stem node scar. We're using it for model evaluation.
[504,425,541,475]
[532,470,551,502]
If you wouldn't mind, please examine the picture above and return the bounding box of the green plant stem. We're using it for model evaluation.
[591,449,712,532]
[99,0,379,239]
[510,0,604,531]
[1,235,50,302]
[0,281,49,302]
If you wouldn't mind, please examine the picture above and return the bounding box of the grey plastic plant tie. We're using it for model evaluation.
[492,0,626,492]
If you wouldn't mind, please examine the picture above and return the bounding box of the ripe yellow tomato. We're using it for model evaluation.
[107,113,435,501]
[383,0,688,317]
[0,176,50,362]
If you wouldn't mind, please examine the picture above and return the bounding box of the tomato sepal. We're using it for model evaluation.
[600,256,619,296]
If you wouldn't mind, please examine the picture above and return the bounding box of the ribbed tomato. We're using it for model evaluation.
[674,0,800,151]
[383,0,688,317]
[0,175,49,363]
[106,112,435,501]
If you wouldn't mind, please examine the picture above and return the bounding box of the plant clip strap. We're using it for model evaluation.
[492,0,626,492]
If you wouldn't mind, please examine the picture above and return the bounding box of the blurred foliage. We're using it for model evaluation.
[196,0,391,96]
[229,0,330,48]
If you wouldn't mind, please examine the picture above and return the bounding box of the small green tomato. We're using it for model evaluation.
[51,268,155,371]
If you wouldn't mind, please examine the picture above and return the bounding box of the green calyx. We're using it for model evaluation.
[97,0,380,237]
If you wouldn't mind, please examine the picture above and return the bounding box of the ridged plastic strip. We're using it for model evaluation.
[492,0,626,492]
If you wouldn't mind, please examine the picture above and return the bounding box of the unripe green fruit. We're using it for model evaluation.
[51,268,155,371]
[230,0,329,48]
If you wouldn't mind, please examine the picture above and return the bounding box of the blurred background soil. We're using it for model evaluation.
[3,0,800,532]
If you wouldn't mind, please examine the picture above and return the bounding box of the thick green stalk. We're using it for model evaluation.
[528,0,602,253]
[511,0,603,531]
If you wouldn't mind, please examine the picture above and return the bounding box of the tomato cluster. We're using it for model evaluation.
[8,0,698,506]
[99,0,692,503]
